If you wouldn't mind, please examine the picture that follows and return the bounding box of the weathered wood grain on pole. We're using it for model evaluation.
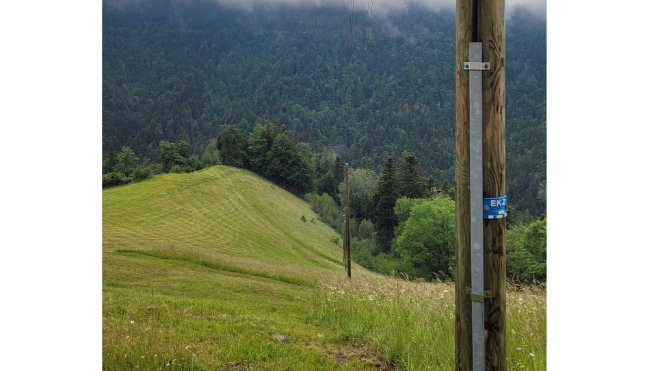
[456,0,506,369]
[480,0,506,369]
[454,0,474,369]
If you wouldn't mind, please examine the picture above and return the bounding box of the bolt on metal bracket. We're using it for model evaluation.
[463,61,490,70]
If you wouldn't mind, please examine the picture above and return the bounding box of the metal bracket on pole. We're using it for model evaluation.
[467,288,494,303]
[463,61,490,71]
[468,42,486,371]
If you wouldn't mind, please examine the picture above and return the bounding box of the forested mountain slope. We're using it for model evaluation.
[102,0,545,217]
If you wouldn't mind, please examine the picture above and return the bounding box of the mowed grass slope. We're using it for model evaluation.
[103,165,546,370]
[103,165,341,272]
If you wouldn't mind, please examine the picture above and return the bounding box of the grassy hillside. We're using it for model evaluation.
[103,165,344,282]
[103,166,546,370]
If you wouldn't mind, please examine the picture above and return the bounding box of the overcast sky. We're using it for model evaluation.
[203,0,546,18]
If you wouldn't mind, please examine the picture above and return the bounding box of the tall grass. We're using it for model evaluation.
[309,275,546,370]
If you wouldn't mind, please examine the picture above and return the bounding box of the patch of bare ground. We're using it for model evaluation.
[328,345,395,370]
[219,360,255,370]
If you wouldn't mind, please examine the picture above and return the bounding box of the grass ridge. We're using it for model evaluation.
[117,248,313,287]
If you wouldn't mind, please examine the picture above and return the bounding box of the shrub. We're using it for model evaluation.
[304,193,342,231]
[189,155,204,171]
[102,172,132,188]
[170,165,185,173]
[132,164,152,181]
[159,140,190,172]
[507,218,546,283]
[151,163,164,175]
[202,139,220,166]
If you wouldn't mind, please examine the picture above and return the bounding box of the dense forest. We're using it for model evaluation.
[103,0,546,219]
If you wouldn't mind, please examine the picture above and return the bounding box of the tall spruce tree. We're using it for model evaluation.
[103,147,118,174]
[374,156,399,252]
[333,155,344,184]
[397,151,429,199]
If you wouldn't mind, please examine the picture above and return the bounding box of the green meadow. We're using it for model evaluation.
[103,166,545,370]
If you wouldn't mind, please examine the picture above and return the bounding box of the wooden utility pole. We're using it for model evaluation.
[455,0,506,370]
[343,164,352,278]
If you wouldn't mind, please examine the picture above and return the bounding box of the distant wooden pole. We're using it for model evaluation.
[455,0,506,369]
[344,164,352,278]
[342,208,348,270]
[343,164,348,271]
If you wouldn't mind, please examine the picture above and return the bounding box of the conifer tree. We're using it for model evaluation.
[397,151,429,199]
[103,147,118,174]
[373,156,399,252]
[333,155,344,184]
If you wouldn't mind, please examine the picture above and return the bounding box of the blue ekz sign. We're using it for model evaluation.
[483,196,508,219]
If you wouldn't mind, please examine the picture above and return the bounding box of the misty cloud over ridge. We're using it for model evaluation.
[213,0,546,18]
[214,0,546,16]
[112,0,546,18]
[210,0,451,16]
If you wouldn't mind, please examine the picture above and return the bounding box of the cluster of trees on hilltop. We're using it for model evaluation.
[102,138,208,188]
[103,0,546,220]
[215,122,315,195]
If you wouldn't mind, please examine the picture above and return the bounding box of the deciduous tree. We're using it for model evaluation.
[115,146,139,176]
[216,124,248,168]
[394,195,455,280]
